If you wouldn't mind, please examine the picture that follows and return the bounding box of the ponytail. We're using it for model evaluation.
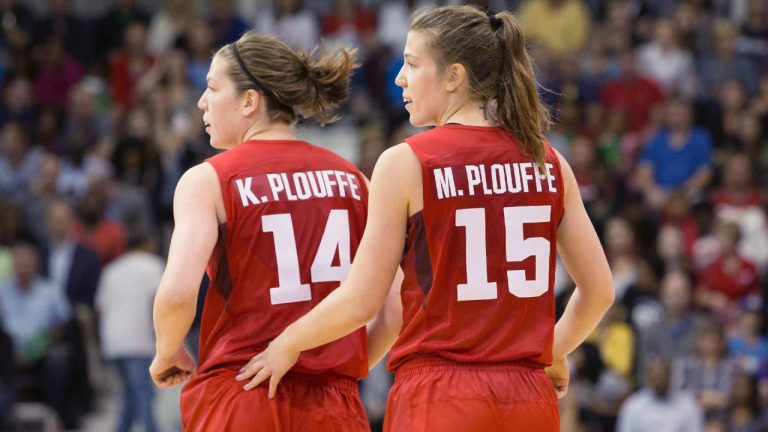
[494,12,550,167]
[218,32,359,126]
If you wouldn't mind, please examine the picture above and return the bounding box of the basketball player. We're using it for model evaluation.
[149,31,373,431]
[239,6,614,431]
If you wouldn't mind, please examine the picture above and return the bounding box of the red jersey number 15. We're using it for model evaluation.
[456,205,551,301]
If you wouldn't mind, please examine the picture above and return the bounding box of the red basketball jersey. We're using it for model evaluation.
[387,125,565,371]
[193,140,369,380]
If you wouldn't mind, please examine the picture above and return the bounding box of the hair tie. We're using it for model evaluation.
[229,42,293,113]
[486,10,502,31]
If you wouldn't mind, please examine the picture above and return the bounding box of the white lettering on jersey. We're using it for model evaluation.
[237,170,363,207]
[236,177,261,206]
[433,163,558,200]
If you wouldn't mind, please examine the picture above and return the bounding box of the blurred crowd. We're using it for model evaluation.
[0,0,768,431]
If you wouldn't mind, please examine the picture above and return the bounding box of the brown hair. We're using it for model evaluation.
[410,6,551,165]
[216,31,358,126]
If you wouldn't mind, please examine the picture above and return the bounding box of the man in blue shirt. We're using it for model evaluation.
[636,99,713,211]
[0,242,73,427]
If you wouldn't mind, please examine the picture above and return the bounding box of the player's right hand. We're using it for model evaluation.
[150,347,195,388]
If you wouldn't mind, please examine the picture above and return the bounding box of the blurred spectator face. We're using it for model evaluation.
[645,358,671,396]
[738,114,762,144]
[618,51,637,78]
[657,225,685,264]
[12,244,38,286]
[276,0,301,16]
[748,0,767,18]
[124,21,148,54]
[696,324,725,358]
[723,153,752,189]
[211,0,233,19]
[46,201,74,243]
[37,153,60,192]
[4,78,33,114]
[653,19,677,49]
[79,187,108,226]
[0,123,27,164]
[188,20,213,56]
[736,310,761,338]
[125,107,151,139]
[713,19,738,54]
[660,270,691,314]
[715,222,740,255]
[718,80,746,111]
[665,100,692,131]
[569,136,595,171]
[605,217,634,256]
[663,193,690,223]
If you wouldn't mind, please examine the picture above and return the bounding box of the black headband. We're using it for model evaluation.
[229,42,293,113]
[486,10,502,31]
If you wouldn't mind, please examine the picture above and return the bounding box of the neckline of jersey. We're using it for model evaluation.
[242,139,308,145]
[440,124,504,131]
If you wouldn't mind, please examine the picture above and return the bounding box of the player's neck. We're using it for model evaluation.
[242,122,297,142]
[440,100,494,127]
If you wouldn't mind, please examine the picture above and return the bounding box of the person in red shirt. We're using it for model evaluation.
[696,221,760,322]
[149,31,373,431]
[241,6,614,431]
[600,50,665,134]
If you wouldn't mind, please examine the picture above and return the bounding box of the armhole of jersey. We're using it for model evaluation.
[203,158,232,230]
[548,145,566,227]
[404,139,427,219]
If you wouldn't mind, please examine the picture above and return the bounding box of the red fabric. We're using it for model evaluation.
[711,188,763,208]
[182,140,369,429]
[181,370,369,432]
[601,77,665,132]
[388,125,565,372]
[383,355,559,432]
[697,255,759,301]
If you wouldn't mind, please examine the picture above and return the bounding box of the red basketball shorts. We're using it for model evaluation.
[383,355,559,432]
[181,369,370,432]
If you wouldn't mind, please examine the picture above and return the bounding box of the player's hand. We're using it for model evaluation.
[149,347,195,388]
[236,335,299,398]
[545,357,569,399]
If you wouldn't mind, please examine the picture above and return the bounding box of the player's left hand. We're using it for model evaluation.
[545,357,569,399]
[236,335,299,398]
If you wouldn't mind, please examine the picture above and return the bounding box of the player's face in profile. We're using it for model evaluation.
[395,31,449,127]
[197,53,245,149]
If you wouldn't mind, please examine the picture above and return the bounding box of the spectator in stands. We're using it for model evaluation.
[208,0,249,47]
[95,0,150,59]
[72,184,126,266]
[710,153,768,273]
[637,270,704,378]
[636,99,713,211]
[699,19,759,97]
[600,50,665,134]
[519,0,592,55]
[636,18,698,98]
[672,321,738,421]
[255,0,319,52]
[96,231,162,432]
[695,221,760,323]
[0,122,42,201]
[109,20,156,110]
[616,358,704,432]
[147,0,199,54]
[0,242,73,427]
[727,307,768,374]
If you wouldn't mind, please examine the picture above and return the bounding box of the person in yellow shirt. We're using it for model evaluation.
[519,0,591,55]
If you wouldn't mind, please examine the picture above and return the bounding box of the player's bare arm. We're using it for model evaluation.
[150,163,221,387]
